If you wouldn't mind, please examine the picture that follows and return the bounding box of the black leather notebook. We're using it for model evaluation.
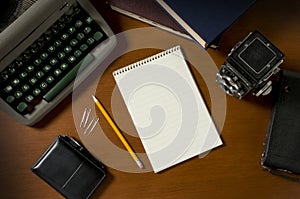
[31,135,106,199]
[262,70,300,178]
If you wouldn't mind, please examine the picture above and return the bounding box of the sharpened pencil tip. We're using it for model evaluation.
[92,95,97,102]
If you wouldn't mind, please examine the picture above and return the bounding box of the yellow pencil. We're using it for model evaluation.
[92,95,144,169]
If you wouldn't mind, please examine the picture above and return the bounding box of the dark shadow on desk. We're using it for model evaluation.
[92,172,114,198]
[90,0,124,34]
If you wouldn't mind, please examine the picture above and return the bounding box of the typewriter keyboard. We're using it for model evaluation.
[0,4,108,115]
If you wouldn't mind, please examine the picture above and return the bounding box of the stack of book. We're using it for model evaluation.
[108,0,256,49]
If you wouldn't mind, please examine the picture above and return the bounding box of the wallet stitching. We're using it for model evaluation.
[62,161,84,189]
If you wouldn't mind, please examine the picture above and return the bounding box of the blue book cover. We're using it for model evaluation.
[156,0,256,48]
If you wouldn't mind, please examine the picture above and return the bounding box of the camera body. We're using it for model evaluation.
[216,31,285,99]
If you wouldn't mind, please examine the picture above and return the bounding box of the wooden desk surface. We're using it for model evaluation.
[1,0,300,198]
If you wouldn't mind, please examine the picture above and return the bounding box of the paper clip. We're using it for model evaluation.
[80,108,99,135]
[83,116,99,135]
[80,108,91,128]
[80,108,87,128]
[84,108,91,128]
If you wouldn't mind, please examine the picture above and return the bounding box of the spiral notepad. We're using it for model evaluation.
[113,45,222,173]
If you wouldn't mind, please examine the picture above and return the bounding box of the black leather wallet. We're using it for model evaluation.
[262,70,300,181]
[31,135,106,199]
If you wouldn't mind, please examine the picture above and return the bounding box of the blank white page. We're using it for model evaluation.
[113,45,222,173]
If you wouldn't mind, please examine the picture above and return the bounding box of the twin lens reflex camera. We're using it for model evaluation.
[216,31,285,99]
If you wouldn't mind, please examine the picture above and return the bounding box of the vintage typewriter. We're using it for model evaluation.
[0,0,116,125]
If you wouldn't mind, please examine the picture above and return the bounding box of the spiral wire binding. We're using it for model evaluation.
[112,45,181,76]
